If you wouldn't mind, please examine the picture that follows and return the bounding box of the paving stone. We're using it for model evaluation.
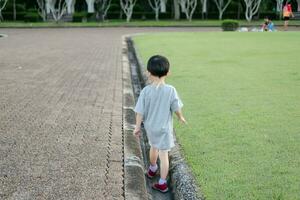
[0,28,130,200]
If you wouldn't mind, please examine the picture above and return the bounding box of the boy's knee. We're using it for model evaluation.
[158,150,169,157]
[150,146,159,152]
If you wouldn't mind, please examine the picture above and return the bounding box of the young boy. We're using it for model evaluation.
[262,16,275,32]
[133,55,186,193]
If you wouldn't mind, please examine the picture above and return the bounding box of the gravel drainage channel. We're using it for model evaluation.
[123,35,203,200]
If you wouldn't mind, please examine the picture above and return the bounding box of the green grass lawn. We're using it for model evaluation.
[1,19,300,28]
[134,32,300,200]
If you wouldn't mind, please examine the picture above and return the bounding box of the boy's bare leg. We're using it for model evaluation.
[150,147,159,166]
[158,151,169,180]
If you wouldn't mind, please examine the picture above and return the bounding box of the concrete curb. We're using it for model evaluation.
[122,37,149,200]
[126,37,205,200]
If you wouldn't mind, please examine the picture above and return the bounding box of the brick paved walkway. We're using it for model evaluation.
[0,28,219,199]
[0,29,128,199]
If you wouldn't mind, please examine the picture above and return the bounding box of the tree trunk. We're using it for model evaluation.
[245,7,251,22]
[219,10,223,19]
[125,8,133,22]
[174,0,180,19]
[160,0,166,12]
[37,0,47,21]
[180,0,186,12]
[46,1,50,14]
[46,0,55,14]
[72,0,76,13]
[86,0,95,13]
[0,0,9,21]
[96,10,104,21]
[244,0,262,22]
[202,0,207,19]
[119,10,123,19]
[126,14,131,22]
[95,0,111,21]
[13,0,16,21]
[189,15,192,21]
[66,1,72,14]
[66,0,76,14]
[297,0,300,11]
[276,0,283,19]
[237,2,241,19]
[121,0,137,22]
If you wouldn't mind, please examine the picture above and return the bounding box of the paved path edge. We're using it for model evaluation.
[127,37,205,200]
[122,36,150,200]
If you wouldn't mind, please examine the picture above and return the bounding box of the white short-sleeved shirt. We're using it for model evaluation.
[134,84,183,150]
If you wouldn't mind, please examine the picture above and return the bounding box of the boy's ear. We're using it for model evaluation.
[167,71,171,76]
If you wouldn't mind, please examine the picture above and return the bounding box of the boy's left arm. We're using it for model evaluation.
[175,109,187,124]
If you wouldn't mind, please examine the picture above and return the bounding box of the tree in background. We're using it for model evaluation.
[160,0,167,12]
[50,0,67,22]
[275,0,284,16]
[0,0,8,21]
[13,0,16,20]
[173,0,180,19]
[179,0,197,21]
[199,0,208,19]
[0,0,288,22]
[85,0,95,12]
[243,0,262,21]
[95,0,112,21]
[46,0,55,14]
[120,0,137,22]
[66,0,76,14]
[213,0,232,19]
[37,0,47,21]
[148,0,161,20]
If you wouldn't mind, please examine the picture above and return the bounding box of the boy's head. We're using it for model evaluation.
[147,55,170,78]
[264,16,270,22]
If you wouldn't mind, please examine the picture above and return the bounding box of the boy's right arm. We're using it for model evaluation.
[133,113,143,138]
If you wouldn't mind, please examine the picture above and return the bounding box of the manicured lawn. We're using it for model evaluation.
[1,20,300,28]
[134,32,300,200]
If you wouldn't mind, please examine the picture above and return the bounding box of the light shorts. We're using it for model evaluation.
[149,142,171,152]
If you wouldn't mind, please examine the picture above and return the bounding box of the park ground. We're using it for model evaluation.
[134,32,300,200]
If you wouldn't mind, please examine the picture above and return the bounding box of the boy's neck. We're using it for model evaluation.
[151,76,166,85]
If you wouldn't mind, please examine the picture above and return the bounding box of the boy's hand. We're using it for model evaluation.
[178,116,187,124]
[175,110,187,125]
[133,127,141,138]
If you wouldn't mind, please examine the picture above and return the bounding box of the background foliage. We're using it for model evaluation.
[1,0,299,22]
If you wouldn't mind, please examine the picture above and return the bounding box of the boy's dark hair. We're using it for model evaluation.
[264,16,271,20]
[147,55,170,78]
